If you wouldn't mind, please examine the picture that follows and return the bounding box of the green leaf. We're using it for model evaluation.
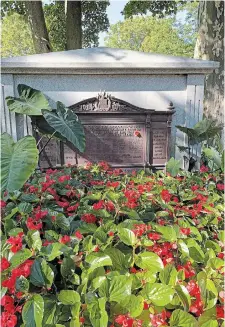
[85,252,112,273]
[118,228,137,246]
[109,275,132,303]
[197,271,207,304]
[42,101,85,153]
[122,294,144,318]
[60,257,75,279]
[186,239,205,262]
[86,293,108,327]
[22,294,44,327]
[207,258,224,270]
[199,307,218,327]
[175,285,191,311]
[176,125,198,142]
[202,147,221,168]
[104,247,127,271]
[40,242,63,261]
[10,248,32,268]
[119,209,140,220]
[135,252,164,272]
[8,228,23,237]
[178,240,189,257]
[221,150,224,172]
[16,276,29,293]
[4,207,19,220]
[170,309,197,327]
[42,297,57,325]
[6,84,51,116]
[18,202,33,214]
[58,290,80,305]
[30,258,54,288]
[206,279,218,310]
[156,225,177,242]
[143,282,174,306]
[55,213,70,230]
[205,240,221,253]
[1,134,38,194]
[70,302,81,327]
[159,264,177,285]
[166,157,181,177]
[27,230,42,251]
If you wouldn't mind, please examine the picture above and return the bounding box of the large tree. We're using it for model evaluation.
[105,16,195,57]
[122,0,224,122]
[1,0,109,54]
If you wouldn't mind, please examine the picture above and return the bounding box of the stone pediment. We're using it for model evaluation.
[69,92,153,113]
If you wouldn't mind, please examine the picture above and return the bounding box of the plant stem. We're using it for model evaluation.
[39,131,57,155]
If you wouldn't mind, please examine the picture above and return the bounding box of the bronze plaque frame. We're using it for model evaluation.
[38,92,175,170]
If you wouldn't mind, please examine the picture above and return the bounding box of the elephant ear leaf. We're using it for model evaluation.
[42,101,86,153]
[6,84,51,116]
[166,157,181,177]
[1,133,39,194]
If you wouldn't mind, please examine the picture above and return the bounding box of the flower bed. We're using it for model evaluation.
[1,162,224,327]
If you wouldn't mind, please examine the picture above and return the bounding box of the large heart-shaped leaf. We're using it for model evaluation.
[42,102,85,153]
[166,157,181,177]
[6,84,51,116]
[1,133,38,194]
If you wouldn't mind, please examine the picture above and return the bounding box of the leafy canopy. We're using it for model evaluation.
[105,16,195,57]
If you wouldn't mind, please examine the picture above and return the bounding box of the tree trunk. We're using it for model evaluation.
[66,0,82,49]
[25,1,52,53]
[194,1,224,123]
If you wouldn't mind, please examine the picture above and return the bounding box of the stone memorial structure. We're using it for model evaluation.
[1,47,219,169]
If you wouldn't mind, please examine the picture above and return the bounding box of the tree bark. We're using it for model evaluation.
[194,1,224,123]
[66,0,82,49]
[25,1,52,53]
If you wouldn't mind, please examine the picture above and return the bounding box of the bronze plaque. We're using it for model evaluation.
[152,129,167,159]
[64,124,146,166]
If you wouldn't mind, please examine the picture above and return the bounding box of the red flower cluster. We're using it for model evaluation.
[147,232,161,241]
[177,261,195,279]
[123,189,141,208]
[7,232,24,253]
[150,310,171,327]
[161,189,172,203]
[1,295,20,327]
[200,165,209,173]
[98,161,110,171]
[81,213,97,224]
[106,181,120,188]
[58,175,70,183]
[217,183,224,191]
[186,280,203,316]
[114,314,143,327]
[74,230,83,240]
[26,208,48,231]
[59,235,71,244]
[67,203,80,212]
[180,227,191,236]
[148,242,176,266]
[1,257,10,271]
[132,224,150,237]
[2,260,33,293]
